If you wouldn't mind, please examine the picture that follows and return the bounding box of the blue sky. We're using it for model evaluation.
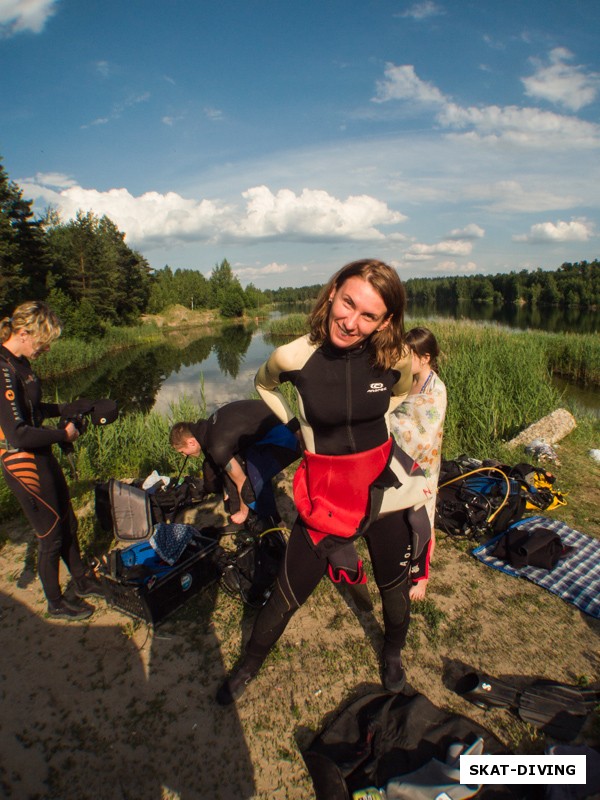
[2,0,599,290]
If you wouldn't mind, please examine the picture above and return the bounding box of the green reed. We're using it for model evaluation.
[72,394,205,481]
[543,331,600,386]
[431,321,561,458]
[35,323,163,379]
[263,314,308,337]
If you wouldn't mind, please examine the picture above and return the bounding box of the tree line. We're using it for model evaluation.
[403,263,600,309]
[0,158,259,337]
[1,156,598,340]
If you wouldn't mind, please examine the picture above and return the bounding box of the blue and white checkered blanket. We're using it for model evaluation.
[472,516,600,619]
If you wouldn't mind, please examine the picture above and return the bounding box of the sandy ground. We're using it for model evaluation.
[1,474,599,799]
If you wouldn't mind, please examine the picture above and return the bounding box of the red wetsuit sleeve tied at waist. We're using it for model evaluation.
[293,438,394,545]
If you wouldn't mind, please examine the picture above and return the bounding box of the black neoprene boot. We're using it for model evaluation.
[382,647,406,693]
[216,652,266,706]
[48,598,94,621]
[74,573,104,599]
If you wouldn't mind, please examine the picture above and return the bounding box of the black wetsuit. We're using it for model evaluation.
[243,335,431,663]
[0,345,87,604]
[191,399,299,518]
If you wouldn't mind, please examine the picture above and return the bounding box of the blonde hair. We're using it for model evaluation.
[0,301,62,348]
[308,259,406,370]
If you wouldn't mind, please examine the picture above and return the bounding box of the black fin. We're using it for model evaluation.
[453,672,521,710]
[518,680,598,741]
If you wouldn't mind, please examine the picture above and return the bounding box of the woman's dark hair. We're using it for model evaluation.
[308,259,406,370]
[405,327,440,372]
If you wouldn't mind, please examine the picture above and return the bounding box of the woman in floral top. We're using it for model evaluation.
[390,327,447,600]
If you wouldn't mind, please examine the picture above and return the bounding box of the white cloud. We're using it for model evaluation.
[482,35,505,52]
[233,262,291,280]
[439,102,600,148]
[30,171,77,189]
[406,239,474,258]
[0,0,58,34]
[81,91,150,129]
[522,48,600,112]
[373,62,600,149]
[233,185,406,242]
[448,223,485,240]
[162,114,185,126]
[204,107,224,121]
[432,260,478,273]
[399,2,445,21]
[514,218,595,243]
[22,178,407,248]
[372,64,446,105]
[94,61,111,78]
[21,180,233,245]
[464,180,581,213]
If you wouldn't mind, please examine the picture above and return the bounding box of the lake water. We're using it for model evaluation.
[49,306,600,418]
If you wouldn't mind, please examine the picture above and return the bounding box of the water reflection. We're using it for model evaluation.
[407,300,600,334]
[152,328,269,415]
[47,304,600,417]
[46,324,261,415]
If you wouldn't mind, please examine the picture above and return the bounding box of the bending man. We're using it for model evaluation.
[169,399,299,526]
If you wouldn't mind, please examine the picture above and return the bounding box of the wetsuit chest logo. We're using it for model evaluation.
[367,382,386,393]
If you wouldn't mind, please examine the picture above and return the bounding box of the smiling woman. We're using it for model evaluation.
[216,259,435,706]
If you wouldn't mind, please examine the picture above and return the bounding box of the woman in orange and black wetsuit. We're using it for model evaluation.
[0,302,101,620]
[216,260,434,705]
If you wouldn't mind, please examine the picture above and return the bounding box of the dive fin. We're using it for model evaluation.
[518,680,598,742]
[453,672,520,710]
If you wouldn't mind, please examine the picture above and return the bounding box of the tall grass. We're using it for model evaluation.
[543,332,600,385]
[263,314,308,337]
[433,321,561,458]
[73,394,205,481]
[35,323,163,378]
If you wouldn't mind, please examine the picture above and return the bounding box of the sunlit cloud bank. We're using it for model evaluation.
[21,176,408,249]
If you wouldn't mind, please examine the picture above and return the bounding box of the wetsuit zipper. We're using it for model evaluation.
[345,352,357,453]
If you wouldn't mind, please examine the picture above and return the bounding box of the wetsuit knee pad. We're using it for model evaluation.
[379,579,410,629]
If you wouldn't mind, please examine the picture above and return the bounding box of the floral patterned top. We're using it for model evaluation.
[390,371,447,525]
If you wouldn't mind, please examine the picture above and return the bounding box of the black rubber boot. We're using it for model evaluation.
[74,573,105,599]
[48,598,94,621]
[216,664,259,706]
[216,651,267,706]
[382,648,406,693]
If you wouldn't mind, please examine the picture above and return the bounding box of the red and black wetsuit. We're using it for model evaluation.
[0,345,86,604]
[243,335,432,662]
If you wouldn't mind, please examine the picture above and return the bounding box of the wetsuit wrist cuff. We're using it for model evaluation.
[286,418,300,434]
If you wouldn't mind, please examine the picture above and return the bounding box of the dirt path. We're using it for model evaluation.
[1,452,599,799]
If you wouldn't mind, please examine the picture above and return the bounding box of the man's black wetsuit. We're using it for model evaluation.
[0,345,87,604]
[191,399,299,519]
